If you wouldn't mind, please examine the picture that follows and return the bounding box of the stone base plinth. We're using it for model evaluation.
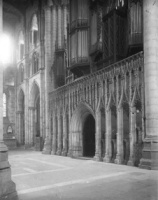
[103,154,111,163]
[127,159,135,167]
[0,142,18,200]
[67,149,72,157]
[139,137,158,170]
[62,150,67,156]
[56,150,62,156]
[42,150,51,154]
[114,155,123,164]
[94,154,102,161]
[0,169,18,200]
[51,150,56,155]
[71,147,82,157]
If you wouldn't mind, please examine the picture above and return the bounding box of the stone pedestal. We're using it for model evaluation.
[0,142,18,200]
[139,136,158,170]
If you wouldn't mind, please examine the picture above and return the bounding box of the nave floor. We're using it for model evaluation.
[9,149,158,200]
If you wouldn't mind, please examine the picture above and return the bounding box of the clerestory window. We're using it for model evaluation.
[30,14,38,47]
[18,31,25,60]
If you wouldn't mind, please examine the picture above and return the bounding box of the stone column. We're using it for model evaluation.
[29,107,34,146]
[0,0,18,199]
[16,112,20,143]
[28,109,31,144]
[51,115,57,154]
[43,5,52,154]
[56,115,62,155]
[17,111,23,144]
[139,0,158,170]
[128,106,136,166]
[24,26,29,147]
[20,112,24,144]
[63,4,67,40]
[104,110,112,162]
[24,81,29,146]
[51,5,57,88]
[115,108,123,164]
[39,8,45,139]
[58,5,62,48]
[67,96,72,156]
[62,113,68,156]
[94,111,102,161]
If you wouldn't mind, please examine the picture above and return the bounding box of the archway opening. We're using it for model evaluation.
[111,105,117,162]
[100,108,105,158]
[35,96,40,137]
[83,114,95,157]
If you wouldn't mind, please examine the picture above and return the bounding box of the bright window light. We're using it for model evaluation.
[0,34,13,64]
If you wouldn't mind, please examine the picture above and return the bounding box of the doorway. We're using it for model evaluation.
[83,114,95,157]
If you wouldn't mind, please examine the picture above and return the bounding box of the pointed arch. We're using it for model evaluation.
[29,81,41,145]
[29,81,40,107]
[18,88,25,112]
[70,102,95,157]
[30,13,39,46]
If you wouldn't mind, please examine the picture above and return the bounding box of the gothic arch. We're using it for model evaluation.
[29,13,39,47]
[18,88,25,112]
[29,81,40,107]
[70,102,95,157]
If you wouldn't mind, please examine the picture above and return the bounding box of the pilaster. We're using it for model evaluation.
[51,115,57,155]
[56,115,62,155]
[42,5,52,154]
[62,113,68,156]
[28,107,35,146]
[58,5,62,48]
[103,110,112,162]
[139,0,158,170]
[115,108,123,164]
[128,107,136,166]
[94,111,102,161]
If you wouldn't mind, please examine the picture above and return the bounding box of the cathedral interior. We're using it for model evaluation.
[2,0,158,167]
[0,1,158,198]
